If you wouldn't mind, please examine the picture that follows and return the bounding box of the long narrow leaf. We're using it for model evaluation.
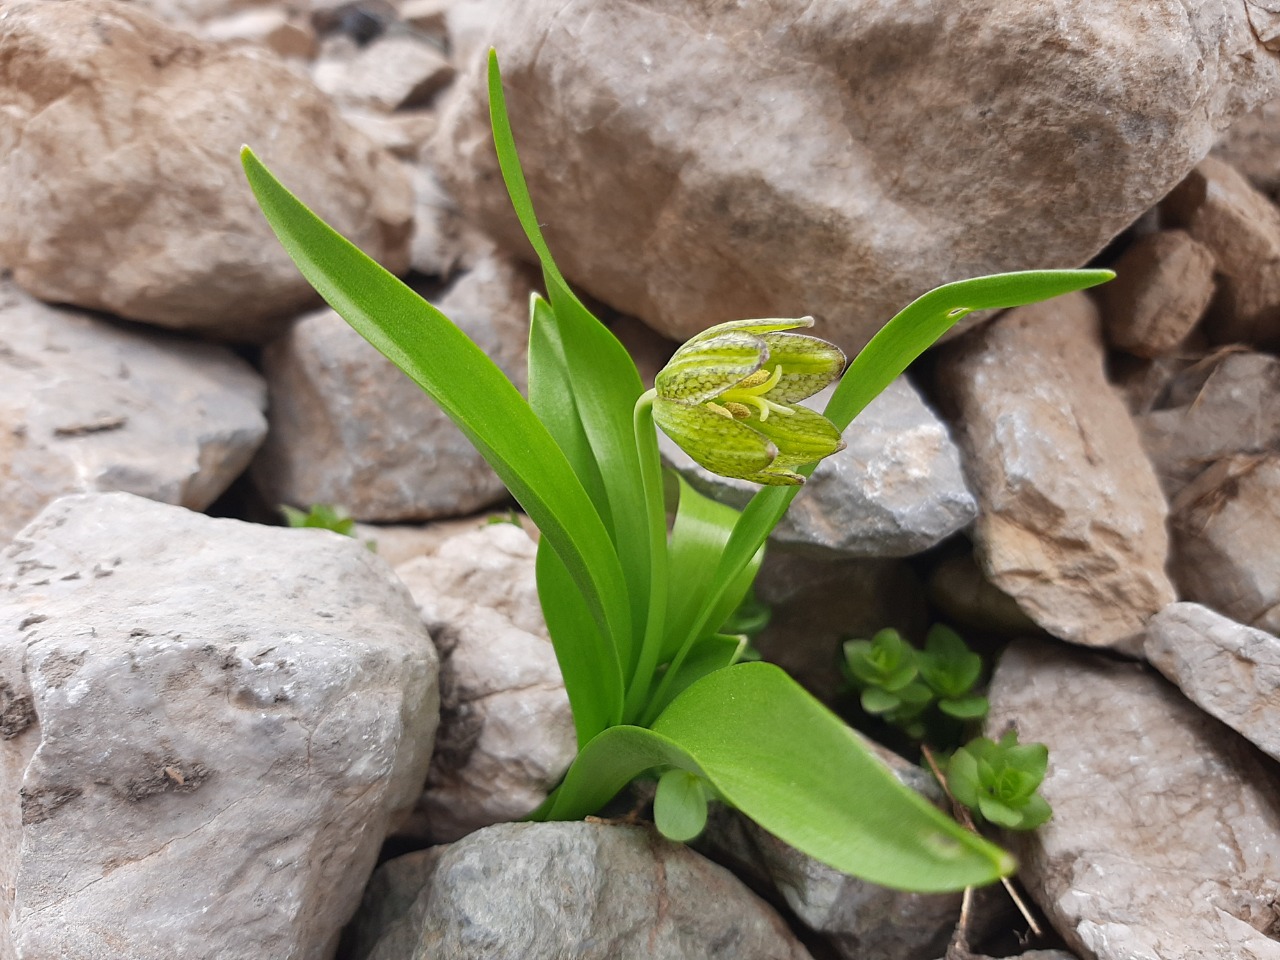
[489,51,653,669]
[241,147,631,655]
[535,537,624,746]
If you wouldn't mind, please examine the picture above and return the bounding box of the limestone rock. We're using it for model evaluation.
[253,253,533,520]
[1164,156,1280,348]
[1101,230,1215,357]
[0,281,266,542]
[1135,350,1280,497]
[393,524,574,843]
[313,33,455,112]
[1213,97,1280,199]
[433,0,1280,351]
[1169,453,1280,634]
[1147,602,1280,763]
[662,378,977,559]
[937,293,1176,655]
[0,492,439,960]
[200,8,318,58]
[987,640,1280,960]
[0,0,412,342]
[347,821,814,960]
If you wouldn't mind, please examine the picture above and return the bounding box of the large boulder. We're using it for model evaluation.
[0,493,439,959]
[433,0,1280,351]
[0,0,412,342]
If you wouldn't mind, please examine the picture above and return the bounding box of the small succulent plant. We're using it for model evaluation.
[947,729,1052,831]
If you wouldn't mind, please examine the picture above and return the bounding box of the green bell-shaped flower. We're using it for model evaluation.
[654,317,847,485]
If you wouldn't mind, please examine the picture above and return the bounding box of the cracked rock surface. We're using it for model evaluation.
[988,639,1280,960]
[0,493,439,960]
[346,821,814,960]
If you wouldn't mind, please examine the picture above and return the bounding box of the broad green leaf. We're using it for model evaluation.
[677,270,1115,671]
[654,769,709,842]
[536,536,624,747]
[490,51,652,673]
[643,633,745,722]
[652,662,1012,891]
[240,147,632,658]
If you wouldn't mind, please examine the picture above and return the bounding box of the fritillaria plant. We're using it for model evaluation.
[242,50,1110,892]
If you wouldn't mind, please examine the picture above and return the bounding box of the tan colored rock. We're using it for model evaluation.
[393,524,574,843]
[200,7,318,58]
[1102,230,1215,356]
[0,0,412,342]
[1213,96,1280,199]
[313,33,454,112]
[1147,602,1280,763]
[1164,156,1280,348]
[1135,349,1280,497]
[433,0,1280,352]
[0,280,266,543]
[988,640,1280,960]
[1169,453,1280,635]
[937,293,1176,655]
[252,252,533,520]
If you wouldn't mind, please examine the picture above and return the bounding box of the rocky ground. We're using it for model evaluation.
[1,1,1279,958]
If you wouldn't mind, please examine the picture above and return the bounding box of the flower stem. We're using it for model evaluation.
[623,389,669,722]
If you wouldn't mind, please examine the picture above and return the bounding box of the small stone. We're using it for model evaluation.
[1146,602,1280,763]
[926,551,1040,637]
[252,253,534,521]
[662,377,977,559]
[1168,453,1280,634]
[0,492,439,959]
[0,0,413,342]
[200,8,318,59]
[937,293,1176,654]
[346,821,814,960]
[409,161,496,278]
[1213,97,1280,199]
[1164,156,1280,348]
[1101,230,1215,357]
[0,281,266,542]
[393,524,575,843]
[399,0,450,38]
[313,33,454,112]
[355,514,537,569]
[1134,349,1280,497]
[343,109,439,160]
[987,639,1280,960]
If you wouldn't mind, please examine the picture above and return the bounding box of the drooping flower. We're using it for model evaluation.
[653,317,847,485]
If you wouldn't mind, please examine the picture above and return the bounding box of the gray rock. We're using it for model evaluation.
[987,639,1280,960]
[1146,602,1280,763]
[1169,453,1280,635]
[1135,350,1280,498]
[199,8,318,59]
[1164,156,1280,349]
[0,492,439,960]
[347,821,814,960]
[393,524,575,843]
[1101,229,1215,357]
[662,378,977,559]
[1213,97,1280,200]
[0,280,267,542]
[0,0,412,342]
[253,253,533,520]
[433,0,1280,351]
[937,293,1176,655]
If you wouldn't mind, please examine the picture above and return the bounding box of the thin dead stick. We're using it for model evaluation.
[920,744,1044,941]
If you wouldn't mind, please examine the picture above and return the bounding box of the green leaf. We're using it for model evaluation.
[654,769,709,842]
[653,662,1012,891]
[645,633,745,720]
[535,537,624,747]
[978,797,1024,829]
[918,624,983,698]
[1014,793,1054,830]
[682,269,1115,681]
[939,696,990,720]
[240,146,633,680]
[860,686,902,714]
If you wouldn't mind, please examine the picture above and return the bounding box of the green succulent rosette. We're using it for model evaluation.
[653,317,848,485]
